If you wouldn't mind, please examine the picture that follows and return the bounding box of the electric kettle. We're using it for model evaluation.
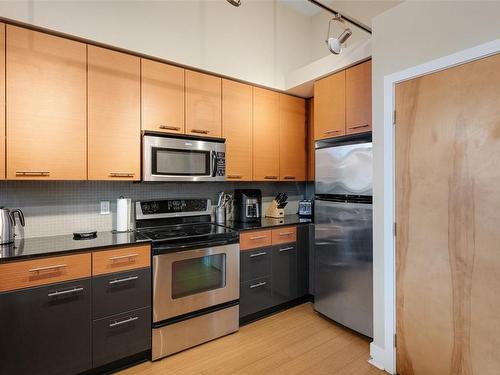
[0,207,25,245]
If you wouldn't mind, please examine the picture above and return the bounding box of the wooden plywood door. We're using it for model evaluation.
[185,70,222,138]
[346,60,371,135]
[396,53,500,375]
[6,25,87,180]
[141,59,185,134]
[279,94,306,181]
[313,70,345,140]
[222,79,253,181]
[88,46,140,180]
[253,87,279,181]
[0,23,4,180]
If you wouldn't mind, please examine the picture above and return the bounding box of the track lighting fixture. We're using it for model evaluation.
[325,15,352,55]
[226,0,241,7]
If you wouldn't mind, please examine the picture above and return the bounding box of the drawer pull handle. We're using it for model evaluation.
[323,129,340,135]
[283,176,296,180]
[279,246,294,252]
[48,287,83,297]
[249,252,267,258]
[250,281,267,289]
[109,253,138,261]
[191,129,210,134]
[109,316,139,328]
[109,275,139,285]
[279,232,294,236]
[29,264,67,273]
[264,176,278,180]
[350,124,369,130]
[227,175,243,179]
[109,172,135,178]
[250,235,267,240]
[16,171,50,177]
[159,125,181,131]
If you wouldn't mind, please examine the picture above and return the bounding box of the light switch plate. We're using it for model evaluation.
[100,201,110,215]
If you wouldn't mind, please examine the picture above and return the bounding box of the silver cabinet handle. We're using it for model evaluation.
[109,172,135,178]
[191,129,210,134]
[250,235,267,240]
[109,275,139,285]
[323,129,340,135]
[109,316,139,328]
[227,175,243,179]
[349,124,370,130]
[29,264,67,273]
[264,176,278,180]
[279,232,294,237]
[250,281,267,289]
[109,253,138,261]
[159,125,181,131]
[279,246,294,252]
[283,176,296,180]
[250,252,267,258]
[48,287,83,297]
[16,171,50,177]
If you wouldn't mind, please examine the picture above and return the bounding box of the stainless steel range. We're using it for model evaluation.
[135,199,239,360]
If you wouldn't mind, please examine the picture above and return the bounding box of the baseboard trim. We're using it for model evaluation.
[369,342,393,374]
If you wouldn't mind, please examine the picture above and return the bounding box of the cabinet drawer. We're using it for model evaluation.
[92,307,151,368]
[0,253,91,292]
[239,277,273,318]
[92,245,150,275]
[240,230,272,250]
[93,267,151,319]
[240,247,272,283]
[271,226,297,245]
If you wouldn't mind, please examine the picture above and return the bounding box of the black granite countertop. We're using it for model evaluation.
[0,231,150,263]
[224,214,313,232]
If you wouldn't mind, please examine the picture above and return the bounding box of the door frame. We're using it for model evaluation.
[377,38,500,374]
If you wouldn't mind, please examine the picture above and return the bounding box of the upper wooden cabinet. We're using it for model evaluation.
[141,59,185,134]
[307,98,315,181]
[279,94,306,181]
[0,23,5,180]
[222,79,253,181]
[88,46,141,180]
[346,60,372,134]
[6,26,87,180]
[185,70,222,138]
[253,87,280,181]
[314,70,345,140]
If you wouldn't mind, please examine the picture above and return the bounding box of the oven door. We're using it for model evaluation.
[152,243,239,323]
[143,135,225,182]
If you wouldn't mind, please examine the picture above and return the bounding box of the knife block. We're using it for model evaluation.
[265,200,285,219]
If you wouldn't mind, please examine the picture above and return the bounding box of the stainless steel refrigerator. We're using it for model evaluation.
[314,135,373,337]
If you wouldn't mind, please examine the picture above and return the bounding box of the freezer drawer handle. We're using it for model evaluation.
[279,246,294,252]
[109,316,139,328]
[249,281,267,289]
[48,287,84,297]
[249,252,267,258]
[109,275,139,285]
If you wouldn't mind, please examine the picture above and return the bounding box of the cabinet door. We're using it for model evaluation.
[253,87,279,181]
[185,70,221,138]
[279,94,306,181]
[307,98,315,181]
[313,70,345,140]
[222,79,253,181]
[0,23,4,180]
[0,279,92,375]
[272,244,298,304]
[240,247,272,283]
[346,60,372,134]
[6,25,87,180]
[141,59,185,134]
[88,46,140,180]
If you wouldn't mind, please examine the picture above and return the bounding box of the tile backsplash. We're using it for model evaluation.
[0,181,306,239]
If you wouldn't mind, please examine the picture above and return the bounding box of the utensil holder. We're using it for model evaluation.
[215,206,226,224]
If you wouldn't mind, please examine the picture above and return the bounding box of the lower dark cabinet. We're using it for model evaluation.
[271,244,298,304]
[0,279,92,375]
[93,306,151,368]
[240,277,273,317]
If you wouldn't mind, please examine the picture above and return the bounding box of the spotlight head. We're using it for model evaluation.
[226,0,241,7]
[325,15,352,55]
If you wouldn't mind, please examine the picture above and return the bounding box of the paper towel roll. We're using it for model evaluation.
[117,197,131,232]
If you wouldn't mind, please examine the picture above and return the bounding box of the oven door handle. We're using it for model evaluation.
[153,239,236,254]
[211,151,217,177]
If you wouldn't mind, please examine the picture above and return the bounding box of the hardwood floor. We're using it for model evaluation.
[119,303,384,375]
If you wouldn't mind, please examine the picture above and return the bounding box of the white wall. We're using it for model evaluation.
[0,0,312,91]
[371,1,500,371]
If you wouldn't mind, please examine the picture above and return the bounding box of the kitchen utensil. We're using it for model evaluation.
[0,207,25,245]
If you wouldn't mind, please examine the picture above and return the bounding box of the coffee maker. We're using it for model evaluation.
[233,189,261,222]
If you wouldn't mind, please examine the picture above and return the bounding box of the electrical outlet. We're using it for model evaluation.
[100,201,110,215]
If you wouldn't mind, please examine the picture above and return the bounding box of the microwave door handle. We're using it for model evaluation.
[211,151,217,177]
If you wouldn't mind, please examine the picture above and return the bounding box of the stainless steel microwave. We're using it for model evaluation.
[143,133,226,182]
